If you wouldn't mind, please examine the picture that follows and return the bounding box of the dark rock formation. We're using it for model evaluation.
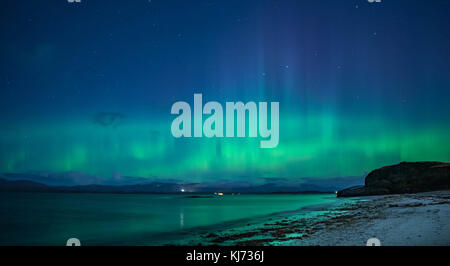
[337,161,450,197]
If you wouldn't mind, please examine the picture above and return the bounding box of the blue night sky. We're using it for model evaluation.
[0,0,449,184]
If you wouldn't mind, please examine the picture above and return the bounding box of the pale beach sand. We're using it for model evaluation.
[290,190,450,246]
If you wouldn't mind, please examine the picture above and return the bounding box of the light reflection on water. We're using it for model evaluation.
[180,210,184,228]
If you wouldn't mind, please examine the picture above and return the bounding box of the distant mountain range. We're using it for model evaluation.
[0,173,364,194]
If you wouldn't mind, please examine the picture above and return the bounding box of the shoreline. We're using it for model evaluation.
[292,190,450,246]
[196,190,450,246]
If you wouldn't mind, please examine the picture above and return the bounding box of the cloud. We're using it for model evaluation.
[0,171,148,186]
[93,112,124,127]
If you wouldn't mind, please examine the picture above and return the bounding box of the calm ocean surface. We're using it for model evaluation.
[0,192,343,245]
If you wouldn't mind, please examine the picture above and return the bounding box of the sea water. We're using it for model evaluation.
[0,192,343,245]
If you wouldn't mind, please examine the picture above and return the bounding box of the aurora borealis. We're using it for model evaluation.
[0,0,449,184]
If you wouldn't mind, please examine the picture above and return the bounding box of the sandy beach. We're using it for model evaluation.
[292,190,450,246]
[197,190,450,246]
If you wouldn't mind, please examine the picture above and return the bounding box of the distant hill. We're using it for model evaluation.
[0,175,364,194]
[0,178,53,192]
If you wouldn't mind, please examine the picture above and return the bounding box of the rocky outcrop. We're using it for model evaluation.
[337,162,450,197]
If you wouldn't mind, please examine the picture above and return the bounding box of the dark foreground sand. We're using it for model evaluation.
[198,190,450,246]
